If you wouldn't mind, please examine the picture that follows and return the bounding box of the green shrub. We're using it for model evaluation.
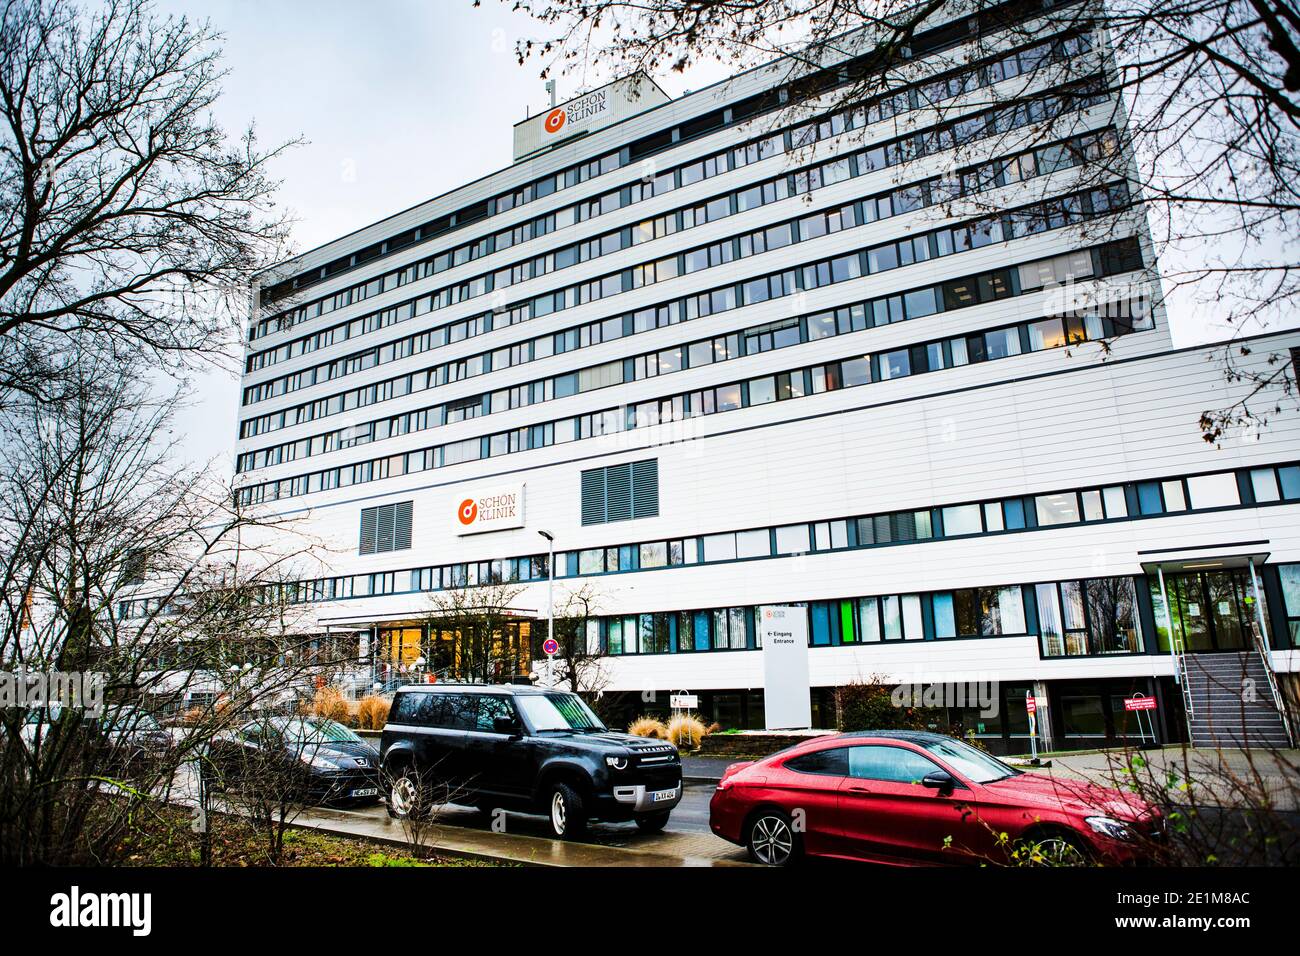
[835,680,944,732]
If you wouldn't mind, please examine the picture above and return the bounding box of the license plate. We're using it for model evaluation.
[349,787,378,798]
[651,788,677,803]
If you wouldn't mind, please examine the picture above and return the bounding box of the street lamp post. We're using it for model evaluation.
[539,530,554,687]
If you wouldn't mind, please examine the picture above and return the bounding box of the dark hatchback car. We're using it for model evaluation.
[380,684,682,838]
[206,716,381,806]
[710,730,1162,866]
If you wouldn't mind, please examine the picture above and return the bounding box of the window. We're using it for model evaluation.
[1251,468,1281,503]
[1035,492,1080,526]
[476,696,514,732]
[1102,485,1128,518]
[736,529,771,559]
[786,747,848,776]
[847,745,940,784]
[1036,582,1065,657]
[988,586,1026,634]
[639,541,668,569]
[774,524,810,554]
[1278,564,1300,646]
[942,504,982,536]
[581,459,659,524]
[1187,472,1240,509]
[359,500,412,555]
[1083,577,1141,654]
[1039,576,1142,656]
[702,533,737,562]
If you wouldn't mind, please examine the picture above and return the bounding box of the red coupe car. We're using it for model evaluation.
[709,730,1162,866]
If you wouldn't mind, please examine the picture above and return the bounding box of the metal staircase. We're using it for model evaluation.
[1180,644,1294,749]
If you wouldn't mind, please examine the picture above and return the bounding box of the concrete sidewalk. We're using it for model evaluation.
[294,803,751,867]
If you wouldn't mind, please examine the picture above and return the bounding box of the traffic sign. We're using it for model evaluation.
[670,694,699,709]
[1124,694,1157,711]
[1025,695,1037,715]
[542,637,559,656]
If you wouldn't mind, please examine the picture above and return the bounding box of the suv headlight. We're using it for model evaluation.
[1085,816,1133,841]
[605,755,629,771]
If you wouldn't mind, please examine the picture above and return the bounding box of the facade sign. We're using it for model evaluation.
[758,605,811,730]
[543,88,610,138]
[455,483,525,535]
[512,74,670,160]
[1124,695,1157,711]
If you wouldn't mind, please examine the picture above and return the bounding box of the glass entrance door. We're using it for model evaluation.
[1153,570,1252,652]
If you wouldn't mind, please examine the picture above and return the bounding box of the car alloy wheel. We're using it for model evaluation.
[749,813,795,866]
[1031,834,1089,866]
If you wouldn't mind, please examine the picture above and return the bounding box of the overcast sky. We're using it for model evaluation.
[152,1,1285,475]
[153,0,734,473]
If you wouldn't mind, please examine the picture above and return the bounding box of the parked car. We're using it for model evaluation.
[379,683,682,838]
[709,730,1162,866]
[205,716,381,806]
[17,704,173,774]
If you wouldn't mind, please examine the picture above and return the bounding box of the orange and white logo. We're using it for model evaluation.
[543,108,566,134]
[457,499,478,525]
[454,483,524,535]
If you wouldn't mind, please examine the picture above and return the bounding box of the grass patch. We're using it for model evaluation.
[117,805,497,867]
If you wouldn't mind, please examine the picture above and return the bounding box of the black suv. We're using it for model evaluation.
[379,684,682,838]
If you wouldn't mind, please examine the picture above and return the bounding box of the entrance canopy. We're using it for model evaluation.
[1138,541,1270,575]
[315,607,539,631]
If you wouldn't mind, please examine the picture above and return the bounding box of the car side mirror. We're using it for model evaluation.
[493,715,521,736]
[921,770,955,795]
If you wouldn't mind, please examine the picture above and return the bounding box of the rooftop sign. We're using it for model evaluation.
[513,74,670,161]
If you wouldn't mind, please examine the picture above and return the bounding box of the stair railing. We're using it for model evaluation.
[1247,617,1295,748]
[1246,560,1296,748]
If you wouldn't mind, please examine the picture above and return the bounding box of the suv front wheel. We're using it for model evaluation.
[546,781,587,839]
[386,769,427,820]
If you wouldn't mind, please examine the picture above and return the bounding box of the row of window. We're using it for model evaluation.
[234,253,1144,509]
[245,61,1108,381]
[202,461,1300,618]
[587,575,1140,659]
[236,234,1143,474]
[252,2,1086,321]
[240,84,1112,408]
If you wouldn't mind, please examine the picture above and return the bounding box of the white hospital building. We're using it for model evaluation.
[223,0,1300,752]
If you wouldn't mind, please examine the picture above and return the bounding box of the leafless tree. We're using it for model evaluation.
[0,353,351,866]
[0,0,297,407]
[1022,743,1300,865]
[493,0,1300,442]
[421,581,531,683]
[547,582,614,712]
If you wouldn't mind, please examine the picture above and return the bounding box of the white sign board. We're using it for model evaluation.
[670,694,699,710]
[454,483,525,535]
[512,74,670,160]
[758,605,812,730]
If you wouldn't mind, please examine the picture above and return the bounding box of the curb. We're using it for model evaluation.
[292,810,751,868]
[285,817,553,867]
